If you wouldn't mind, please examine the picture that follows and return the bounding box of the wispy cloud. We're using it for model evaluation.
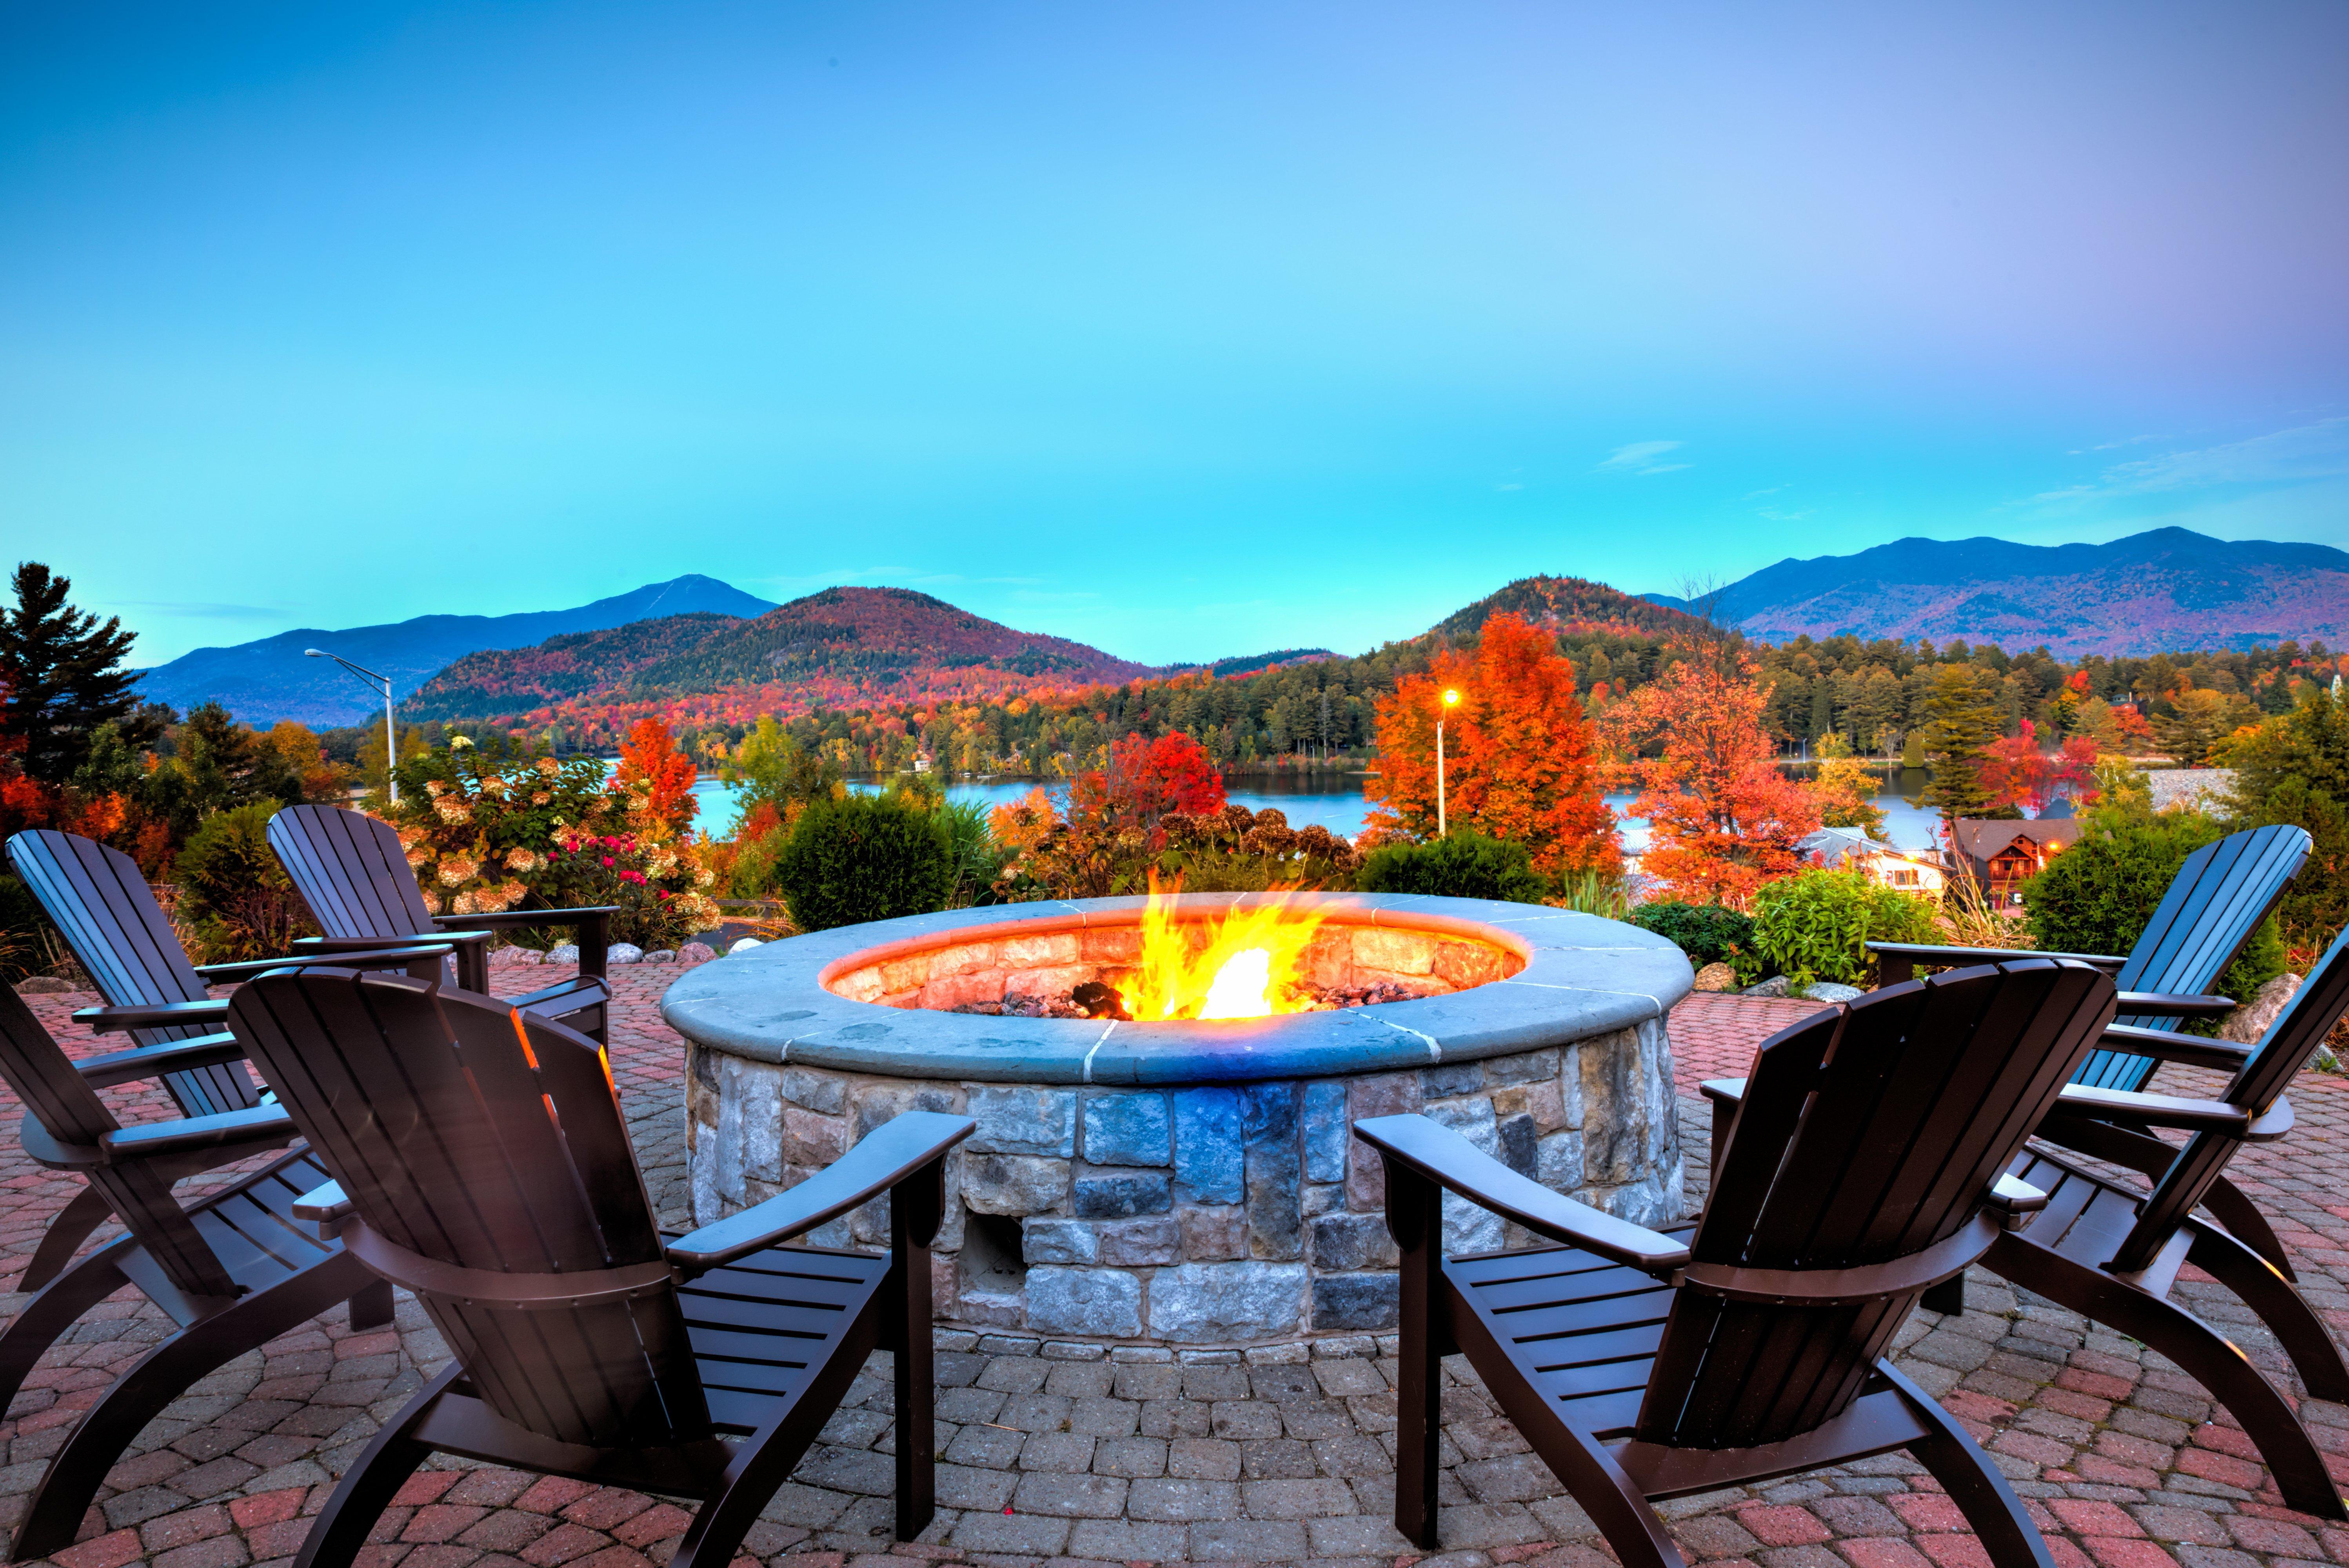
[1757,506,1812,523]
[1741,485,1786,501]
[2031,416,2349,509]
[1595,439,1690,476]
[1495,481,1524,492]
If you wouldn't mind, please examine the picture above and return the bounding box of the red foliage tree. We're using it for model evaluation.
[1069,731,1227,849]
[1602,641,1820,907]
[1979,720,2100,815]
[614,718,699,837]
[1364,613,1619,877]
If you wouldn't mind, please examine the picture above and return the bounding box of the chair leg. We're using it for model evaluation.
[0,1238,134,1422]
[292,1365,455,1568]
[888,1240,936,1539]
[349,1278,396,1332]
[11,1252,376,1560]
[1921,1272,1965,1317]
[2186,1221,2349,1403]
[1989,1236,2347,1521]
[2199,1175,2295,1280]
[16,1184,116,1294]
[1885,1363,2055,1568]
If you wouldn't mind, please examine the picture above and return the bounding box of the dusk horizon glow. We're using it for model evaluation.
[4,3,2345,668]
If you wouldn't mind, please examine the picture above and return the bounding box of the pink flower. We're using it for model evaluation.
[601,857,614,867]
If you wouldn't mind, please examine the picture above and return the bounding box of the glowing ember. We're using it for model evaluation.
[1117,876,1328,1021]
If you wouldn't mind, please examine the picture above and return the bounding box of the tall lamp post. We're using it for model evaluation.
[1437,687,1461,836]
[305,649,400,806]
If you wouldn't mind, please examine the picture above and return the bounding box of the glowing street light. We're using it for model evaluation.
[1437,688,1462,836]
[305,649,399,805]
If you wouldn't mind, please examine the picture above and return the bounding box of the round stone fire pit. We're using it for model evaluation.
[660,891,1693,1345]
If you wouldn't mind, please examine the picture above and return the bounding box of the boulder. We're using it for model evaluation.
[13,976,74,995]
[1799,981,1865,1003]
[545,944,580,966]
[1742,975,1793,998]
[728,937,765,955]
[1692,962,1739,992]
[646,949,678,964]
[679,942,716,964]
[2221,973,2303,1044]
[608,944,645,965]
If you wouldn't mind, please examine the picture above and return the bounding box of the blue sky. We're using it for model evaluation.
[4,2,2345,668]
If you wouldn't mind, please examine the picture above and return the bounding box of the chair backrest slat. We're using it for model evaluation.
[6,830,264,1118]
[0,986,239,1298]
[2071,825,2309,1092]
[228,969,707,1448]
[1642,961,2114,1449]
[267,806,437,941]
[2114,926,2349,1270]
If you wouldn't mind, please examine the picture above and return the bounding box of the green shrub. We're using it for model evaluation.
[773,794,955,932]
[177,802,317,962]
[1354,833,1549,905]
[1750,869,1938,988]
[1630,902,1758,977]
[2026,811,2286,1016]
[938,799,1008,907]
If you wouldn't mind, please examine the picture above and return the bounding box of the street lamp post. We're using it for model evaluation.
[305,649,400,805]
[1437,687,1461,836]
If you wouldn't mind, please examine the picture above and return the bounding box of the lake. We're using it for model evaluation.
[670,767,1951,853]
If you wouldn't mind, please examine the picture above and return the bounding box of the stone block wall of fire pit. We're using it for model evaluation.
[660,893,1695,1346]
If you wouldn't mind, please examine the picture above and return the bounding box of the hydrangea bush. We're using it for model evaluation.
[389,737,720,950]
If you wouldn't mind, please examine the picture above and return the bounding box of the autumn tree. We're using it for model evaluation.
[1918,666,2003,829]
[1365,612,1617,878]
[1603,638,1820,906]
[615,717,699,836]
[1807,731,1886,838]
[1978,720,2100,815]
[1069,731,1226,848]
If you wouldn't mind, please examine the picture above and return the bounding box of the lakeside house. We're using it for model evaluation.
[1796,826,1950,895]
[1951,817,2084,908]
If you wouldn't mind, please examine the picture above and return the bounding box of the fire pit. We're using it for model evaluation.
[660,891,1693,1345]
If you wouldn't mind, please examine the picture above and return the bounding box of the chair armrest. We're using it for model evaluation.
[194,946,454,983]
[2098,1023,2252,1070]
[1353,1114,1691,1274]
[433,907,621,930]
[1700,1076,1747,1107]
[1868,941,2126,971]
[76,1032,250,1088]
[2048,1083,2251,1133]
[2115,990,2237,1020]
[1986,1175,2049,1229]
[98,1105,298,1161]
[665,1111,976,1274]
[292,1178,355,1238]
[73,999,229,1034]
[292,932,489,952]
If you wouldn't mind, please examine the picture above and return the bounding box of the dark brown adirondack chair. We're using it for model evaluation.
[0,981,422,1559]
[266,803,616,1042]
[225,966,973,1568]
[1359,959,2119,1567]
[1981,922,2349,1520]
[3,828,445,1292]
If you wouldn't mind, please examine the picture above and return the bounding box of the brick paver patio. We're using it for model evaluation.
[4,971,2347,1568]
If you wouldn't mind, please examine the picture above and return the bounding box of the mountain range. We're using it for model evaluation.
[401,587,1158,722]
[135,526,2346,726]
[1643,528,2349,656]
[134,576,778,726]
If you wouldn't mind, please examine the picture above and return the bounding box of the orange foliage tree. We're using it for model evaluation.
[1364,612,1618,877]
[1980,720,2100,815]
[1603,641,1820,907]
[614,718,699,837]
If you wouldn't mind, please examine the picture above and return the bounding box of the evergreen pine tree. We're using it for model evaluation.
[0,563,157,784]
[1919,666,2002,830]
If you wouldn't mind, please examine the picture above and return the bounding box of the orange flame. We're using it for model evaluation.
[1118,875,1328,1021]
